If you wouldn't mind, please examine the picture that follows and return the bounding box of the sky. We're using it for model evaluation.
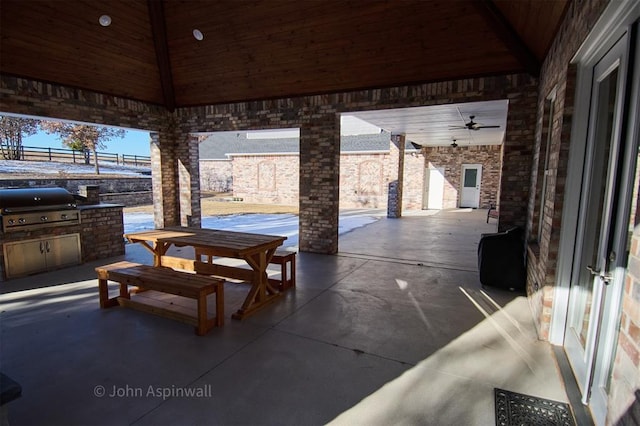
[23,129,151,157]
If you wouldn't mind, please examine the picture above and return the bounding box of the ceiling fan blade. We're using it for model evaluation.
[476,125,500,129]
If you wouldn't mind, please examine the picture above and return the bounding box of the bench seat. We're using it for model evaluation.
[195,249,296,292]
[96,261,224,335]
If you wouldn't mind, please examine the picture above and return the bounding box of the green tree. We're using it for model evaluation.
[40,122,125,175]
[0,115,39,160]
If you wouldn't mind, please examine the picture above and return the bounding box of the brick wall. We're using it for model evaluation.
[403,152,426,211]
[609,225,640,424]
[78,205,125,261]
[525,0,609,340]
[233,154,299,205]
[339,152,389,209]
[203,149,425,210]
[422,145,502,209]
[99,191,152,206]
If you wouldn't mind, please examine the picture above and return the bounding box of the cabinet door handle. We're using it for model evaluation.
[40,241,45,254]
[46,241,51,253]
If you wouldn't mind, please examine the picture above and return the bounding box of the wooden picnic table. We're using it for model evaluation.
[124,227,287,320]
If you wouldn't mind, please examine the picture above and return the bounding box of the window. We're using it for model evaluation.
[537,88,556,242]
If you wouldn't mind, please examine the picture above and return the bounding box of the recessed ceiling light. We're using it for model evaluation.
[99,15,112,27]
[193,29,204,41]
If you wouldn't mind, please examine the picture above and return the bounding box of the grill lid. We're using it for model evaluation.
[0,187,77,212]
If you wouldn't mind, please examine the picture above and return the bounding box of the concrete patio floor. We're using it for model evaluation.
[1,209,577,425]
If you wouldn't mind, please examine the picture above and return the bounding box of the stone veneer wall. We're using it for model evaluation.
[0,177,152,194]
[422,145,502,209]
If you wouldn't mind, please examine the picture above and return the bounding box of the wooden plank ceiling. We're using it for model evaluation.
[0,0,569,110]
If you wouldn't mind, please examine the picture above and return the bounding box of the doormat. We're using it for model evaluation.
[495,388,576,426]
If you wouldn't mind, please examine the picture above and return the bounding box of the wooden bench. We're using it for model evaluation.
[195,249,296,292]
[96,261,224,336]
[268,250,296,291]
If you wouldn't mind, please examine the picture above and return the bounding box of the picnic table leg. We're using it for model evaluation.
[232,249,282,320]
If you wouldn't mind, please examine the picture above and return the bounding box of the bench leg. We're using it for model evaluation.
[216,283,225,327]
[280,256,296,291]
[291,255,296,288]
[196,293,208,336]
[99,278,121,308]
[280,262,288,291]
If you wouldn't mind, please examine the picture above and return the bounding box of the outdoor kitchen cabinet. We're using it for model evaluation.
[3,233,81,279]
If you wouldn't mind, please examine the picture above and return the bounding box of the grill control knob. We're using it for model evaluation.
[7,219,15,225]
[40,216,48,222]
[18,218,26,224]
[61,214,68,220]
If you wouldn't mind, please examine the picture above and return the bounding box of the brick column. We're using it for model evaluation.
[150,130,178,228]
[77,185,100,205]
[299,118,340,254]
[176,132,202,227]
[499,76,539,231]
[387,133,406,218]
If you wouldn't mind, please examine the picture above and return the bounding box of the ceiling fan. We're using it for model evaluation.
[451,138,458,148]
[450,115,500,131]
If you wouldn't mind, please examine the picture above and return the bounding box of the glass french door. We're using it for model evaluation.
[564,29,637,425]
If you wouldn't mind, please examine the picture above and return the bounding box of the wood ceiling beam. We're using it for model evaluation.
[473,0,540,77]
[147,0,176,111]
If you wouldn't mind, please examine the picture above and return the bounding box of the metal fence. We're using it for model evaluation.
[15,146,151,167]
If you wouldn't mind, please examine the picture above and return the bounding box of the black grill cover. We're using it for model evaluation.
[0,187,77,212]
[477,227,526,291]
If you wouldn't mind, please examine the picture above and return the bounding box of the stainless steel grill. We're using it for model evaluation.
[0,187,80,232]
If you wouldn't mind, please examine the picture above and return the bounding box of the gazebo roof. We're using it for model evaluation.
[0,1,569,111]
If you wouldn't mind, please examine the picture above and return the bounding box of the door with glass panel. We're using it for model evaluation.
[460,164,481,208]
[564,30,637,424]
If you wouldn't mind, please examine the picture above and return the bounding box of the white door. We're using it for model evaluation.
[564,29,638,425]
[460,164,481,208]
[423,167,444,209]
